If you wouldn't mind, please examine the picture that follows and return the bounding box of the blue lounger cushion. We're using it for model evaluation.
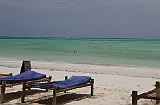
[0,70,46,84]
[32,76,91,90]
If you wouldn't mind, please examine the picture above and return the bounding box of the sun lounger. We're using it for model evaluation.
[0,70,51,103]
[131,81,160,105]
[21,76,94,105]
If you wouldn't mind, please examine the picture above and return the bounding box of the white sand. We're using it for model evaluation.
[0,58,160,105]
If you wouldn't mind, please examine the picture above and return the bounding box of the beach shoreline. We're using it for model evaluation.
[0,58,160,79]
[0,58,160,105]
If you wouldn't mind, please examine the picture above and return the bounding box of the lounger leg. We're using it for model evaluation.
[132,91,138,105]
[49,76,52,82]
[45,76,52,92]
[52,86,57,105]
[91,79,94,96]
[0,81,6,103]
[21,82,26,103]
[156,81,160,104]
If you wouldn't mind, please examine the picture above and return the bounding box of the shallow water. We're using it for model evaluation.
[0,37,160,68]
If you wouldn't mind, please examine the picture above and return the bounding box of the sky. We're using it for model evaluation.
[0,0,160,38]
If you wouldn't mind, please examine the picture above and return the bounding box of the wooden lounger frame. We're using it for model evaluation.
[131,81,160,105]
[21,76,94,105]
[0,73,12,78]
[0,76,52,103]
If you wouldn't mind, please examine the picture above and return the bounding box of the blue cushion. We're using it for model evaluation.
[32,76,91,90]
[0,70,46,84]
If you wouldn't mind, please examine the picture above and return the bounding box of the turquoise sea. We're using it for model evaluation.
[0,37,160,68]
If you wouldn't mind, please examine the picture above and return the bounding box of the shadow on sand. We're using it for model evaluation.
[3,89,92,105]
[4,89,45,103]
[33,93,91,105]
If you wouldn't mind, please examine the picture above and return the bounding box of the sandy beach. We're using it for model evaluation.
[0,59,160,105]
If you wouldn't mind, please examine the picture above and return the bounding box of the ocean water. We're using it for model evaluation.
[0,37,160,68]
